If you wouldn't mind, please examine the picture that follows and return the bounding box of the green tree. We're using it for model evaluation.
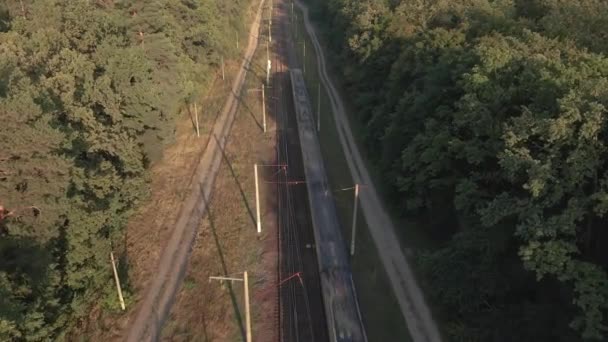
[305,0,608,339]
[0,0,254,339]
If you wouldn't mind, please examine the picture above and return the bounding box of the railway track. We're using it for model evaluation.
[293,2,442,341]
[271,1,328,341]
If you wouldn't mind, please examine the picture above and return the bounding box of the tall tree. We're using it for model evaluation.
[306,0,608,339]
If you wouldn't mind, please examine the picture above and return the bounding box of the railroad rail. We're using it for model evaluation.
[273,1,327,340]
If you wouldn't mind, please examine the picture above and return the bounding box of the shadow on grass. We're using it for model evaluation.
[204,189,247,341]
[244,61,266,78]
[234,89,265,132]
[213,133,257,231]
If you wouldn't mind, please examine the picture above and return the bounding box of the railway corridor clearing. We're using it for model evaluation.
[273,0,329,340]
[293,1,443,341]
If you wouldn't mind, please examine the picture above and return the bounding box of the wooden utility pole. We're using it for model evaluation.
[350,184,360,256]
[254,164,261,234]
[261,84,267,133]
[194,103,200,137]
[221,56,225,81]
[317,83,321,132]
[236,30,240,49]
[110,252,126,311]
[209,273,252,342]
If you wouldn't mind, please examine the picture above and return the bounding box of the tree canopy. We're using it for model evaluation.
[0,0,250,339]
[306,0,608,340]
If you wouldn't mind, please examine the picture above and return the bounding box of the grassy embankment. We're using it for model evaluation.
[158,2,278,341]
[290,6,414,342]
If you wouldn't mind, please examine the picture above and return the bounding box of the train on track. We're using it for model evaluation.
[289,69,367,342]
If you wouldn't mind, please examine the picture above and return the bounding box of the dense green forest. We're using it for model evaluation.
[0,0,249,340]
[305,0,608,340]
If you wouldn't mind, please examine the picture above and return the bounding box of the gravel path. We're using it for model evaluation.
[294,2,442,341]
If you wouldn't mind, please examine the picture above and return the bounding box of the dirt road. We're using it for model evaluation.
[125,1,266,340]
[294,1,442,342]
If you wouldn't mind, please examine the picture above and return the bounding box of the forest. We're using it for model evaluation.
[304,0,608,340]
[0,0,249,340]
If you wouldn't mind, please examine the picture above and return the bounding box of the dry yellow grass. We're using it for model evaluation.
[160,4,279,340]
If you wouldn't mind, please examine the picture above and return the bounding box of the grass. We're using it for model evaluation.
[159,2,278,341]
[290,8,414,342]
[183,276,197,290]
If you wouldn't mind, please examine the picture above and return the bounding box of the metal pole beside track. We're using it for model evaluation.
[244,271,252,342]
[255,163,262,234]
[350,184,359,256]
[262,84,267,133]
[317,82,321,132]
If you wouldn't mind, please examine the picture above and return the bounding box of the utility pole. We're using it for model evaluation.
[302,41,306,75]
[317,82,321,132]
[261,84,267,133]
[266,41,270,66]
[209,272,252,342]
[268,19,272,43]
[110,252,126,311]
[236,30,240,49]
[266,41,271,84]
[268,0,272,43]
[254,164,261,234]
[244,271,251,342]
[194,102,200,137]
[221,56,225,81]
[350,184,360,256]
